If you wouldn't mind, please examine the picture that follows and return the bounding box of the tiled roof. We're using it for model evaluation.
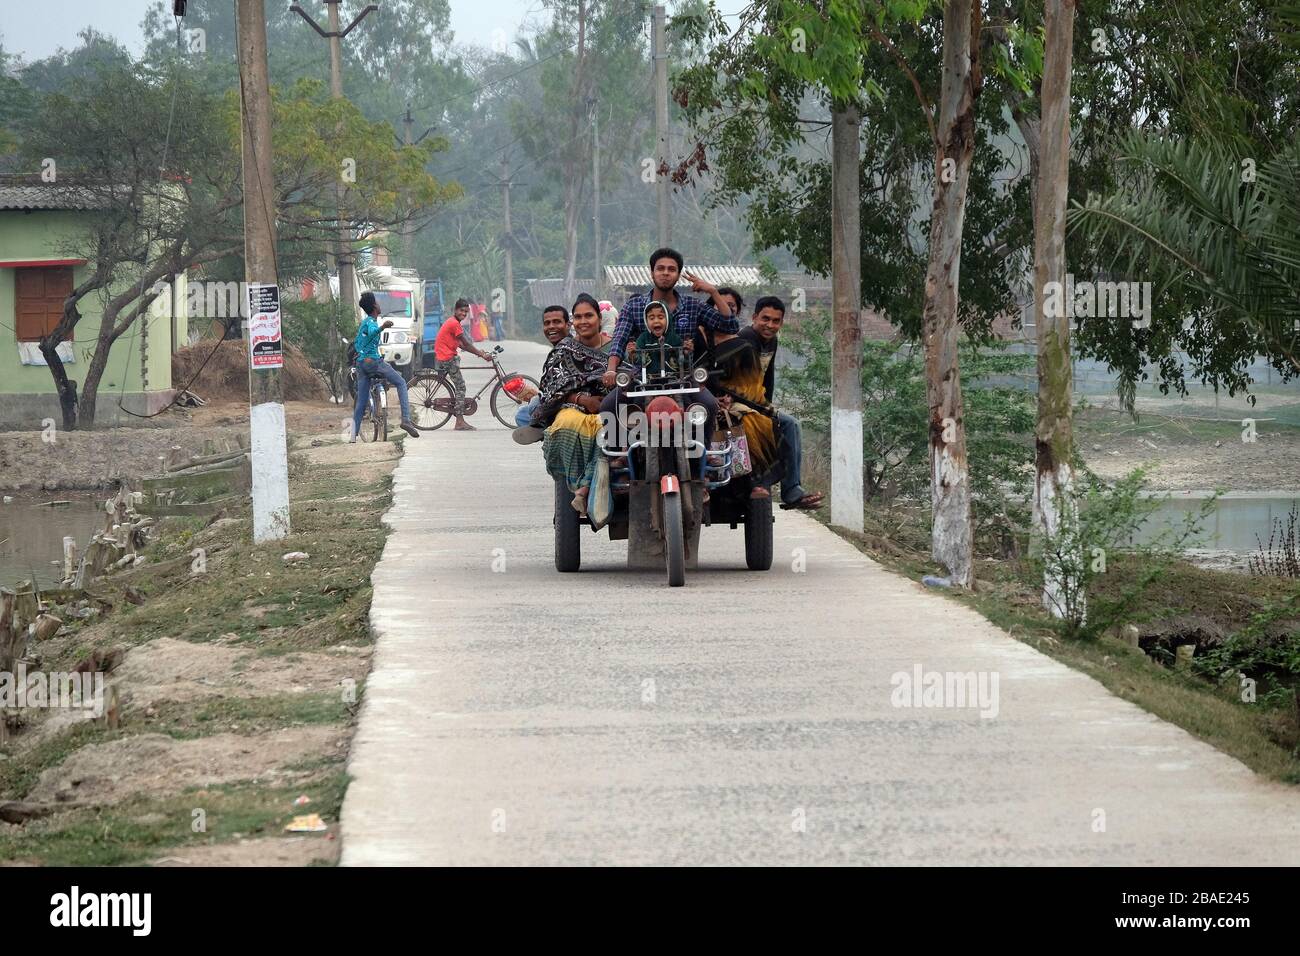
[604,264,766,289]
[0,182,112,211]
[526,277,600,307]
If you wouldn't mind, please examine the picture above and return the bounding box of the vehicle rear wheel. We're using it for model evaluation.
[554,478,581,572]
[744,495,773,570]
[410,376,454,430]
[663,491,686,587]
[489,373,541,428]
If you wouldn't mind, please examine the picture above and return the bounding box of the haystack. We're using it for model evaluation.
[172,339,327,403]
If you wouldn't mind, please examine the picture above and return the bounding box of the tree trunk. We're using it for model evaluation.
[561,0,589,306]
[1032,0,1078,618]
[39,336,79,430]
[830,102,864,532]
[921,0,982,588]
[76,304,123,429]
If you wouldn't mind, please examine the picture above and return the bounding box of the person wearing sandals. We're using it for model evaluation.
[723,291,823,511]
[526,294,611,515]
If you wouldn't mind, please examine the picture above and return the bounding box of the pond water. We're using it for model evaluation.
[1130,491,1300,553]
[0,496,109,589]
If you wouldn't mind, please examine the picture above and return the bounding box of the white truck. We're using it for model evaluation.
[330,266,425,381]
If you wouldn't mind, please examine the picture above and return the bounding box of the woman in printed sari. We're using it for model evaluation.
[535,294,612,515]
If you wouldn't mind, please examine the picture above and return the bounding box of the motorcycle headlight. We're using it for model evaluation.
[615,371,632,388]
[692,366,708,384]
[687,404,709,427]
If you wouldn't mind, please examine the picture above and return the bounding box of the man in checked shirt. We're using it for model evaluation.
[599,247,737,454]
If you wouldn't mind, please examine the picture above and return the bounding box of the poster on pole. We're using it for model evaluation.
[247,282,283,369]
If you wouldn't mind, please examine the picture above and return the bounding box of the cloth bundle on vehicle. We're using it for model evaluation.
[589,455,614,530]
[502,376,530,399]
[717,408,751,476]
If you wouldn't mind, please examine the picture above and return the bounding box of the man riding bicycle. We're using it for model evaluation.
[434,298,494,431]
[352,291,421,441]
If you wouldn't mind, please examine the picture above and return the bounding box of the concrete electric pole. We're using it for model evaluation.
[652,4,670,248]
[289,1,378,326]
[830,103,864,533]
[398,103,434,268]
[235,0,290,541]
[500,157,516,339]
[588,95,602,293]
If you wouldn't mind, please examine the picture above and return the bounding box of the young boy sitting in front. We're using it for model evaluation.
[625,301,692,378]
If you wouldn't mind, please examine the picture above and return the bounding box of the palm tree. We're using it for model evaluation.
[1070,132,1300,374]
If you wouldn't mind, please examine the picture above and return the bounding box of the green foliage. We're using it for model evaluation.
[1070,131,1300,398]
[282,297,350,400]
[1034,467,1215,639]
[675,3,1029,340]
[779,316,1035,528]
[1194,590,1300,710]
[1064,0,1300,402]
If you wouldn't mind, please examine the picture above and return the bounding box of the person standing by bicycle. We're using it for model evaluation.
[353,291,421,441]
[433,298,494,431]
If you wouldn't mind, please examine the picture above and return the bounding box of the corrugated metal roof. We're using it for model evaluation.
[604,264,766,289]
[0,183,112,211]
[526,277,599,307]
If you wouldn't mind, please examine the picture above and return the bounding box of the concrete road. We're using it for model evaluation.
[340,340,1300,865]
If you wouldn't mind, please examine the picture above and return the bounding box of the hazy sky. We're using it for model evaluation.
[2,0,747,63]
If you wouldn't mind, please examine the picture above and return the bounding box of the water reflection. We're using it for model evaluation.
[0,497,109,588]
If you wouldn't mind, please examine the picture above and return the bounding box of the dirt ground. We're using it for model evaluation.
[1077,393,1300,491]
[0,436,398,866]
[0,399,347,492]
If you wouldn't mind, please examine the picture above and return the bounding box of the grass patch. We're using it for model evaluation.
[0,767,348,867]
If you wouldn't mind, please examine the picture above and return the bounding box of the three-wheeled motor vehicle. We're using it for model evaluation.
[553,338,774,586]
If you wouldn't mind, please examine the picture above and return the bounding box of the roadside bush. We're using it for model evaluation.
[1033,466,1215,639]
[282,297,352,400]
[779,316,1035,543]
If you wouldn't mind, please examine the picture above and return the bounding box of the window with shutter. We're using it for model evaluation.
[14,266,74,342]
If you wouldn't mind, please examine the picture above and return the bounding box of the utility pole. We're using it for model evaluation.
[589,95,602,294]
[652,4,670,247]
[290,1,378,326]
[830,103,864,533]
[236,0,290,541]
[397,103,434,268]
[500,157,516,339]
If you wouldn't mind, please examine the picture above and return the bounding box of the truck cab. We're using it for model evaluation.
[346,266,423,381]
[421,279,446,368]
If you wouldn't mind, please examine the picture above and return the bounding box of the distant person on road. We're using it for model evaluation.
[434,298,493,431]
[352,291,421,441]
[599,299,618,338]
[513,305,572,427]
[491,308,507,341]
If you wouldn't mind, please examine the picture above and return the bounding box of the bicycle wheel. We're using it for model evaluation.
[410,376,454,430]
[489,373,541,428]
[357,389,379,442]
